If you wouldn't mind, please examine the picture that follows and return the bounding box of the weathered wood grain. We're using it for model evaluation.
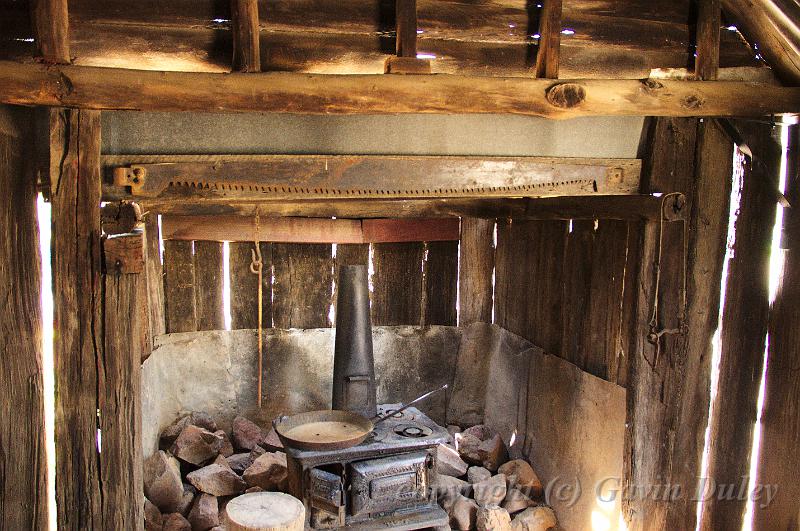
[231,0,260,72]
[700,122,775,530]
[694,0,720,80]
[193,240,225,330]
[752,125,800,530]
[229,241,272,330]
[458,218,495,326]
[0,109,48,531]
[371,242,424,325]
[624,118,731,531]
[2,61,798,117]
[143,214,165,346]
[163,239,197,333]
[50,108,103,529]
[272,244,333,328]
[362,218,460,243]
[535,0,562,79]
[100,233,146,530]
[335,244,369,266]
[30,0,70,63]
[493,219,530,337]
[395,0,418,58]
[423,240,459,326]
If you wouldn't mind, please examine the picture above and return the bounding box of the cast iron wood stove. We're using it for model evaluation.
[285,404,449,529]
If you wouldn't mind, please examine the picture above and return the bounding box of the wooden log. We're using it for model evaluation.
[230,242,272,329]
[458,218,495,326]
[423,240,458,326]
[193,241,225,330]
[534,0,562,79]
[624,118,732,530]
[30,0,70,63]
[164,216,362,243]
[100,232,146,530]
[163,239,198,333]
[225,492,304,531]
[231,0,261,72]
[143,214,166,346]
[50,108,103,529]
[700,122,776,530]
[371,242,424,325]
[0,107,48,531]
[694,0,720,80]
[271,244,332,328]
[362,218,460,243]
[2,61,798,117]
[752,124,800,530]
[104,233,145,274]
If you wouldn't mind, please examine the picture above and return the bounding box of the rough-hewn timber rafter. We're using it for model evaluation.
[1,61,798,117]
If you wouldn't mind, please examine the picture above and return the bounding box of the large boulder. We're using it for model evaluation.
[477,504,513,531]
[188,493,219,531]
[214,430,235,457]
[232,416,265,451]
[503,487,536,515]
[186,463,247,496]
[437,444,469,478]
[175,484,195,516]
[143,497,163,531]
[511,506,558,531]
[435,474,473,500]
[243,452,288,491]
[498,459,543,498]
[171,425,224,466]
[144,451,184,513]
[473,474,507,507]
[227,452,256,475]
[159,412,217,450]
[467,466,492,484]
[162,513,192,531]
[459,433,508,472]
[448,494,479,530]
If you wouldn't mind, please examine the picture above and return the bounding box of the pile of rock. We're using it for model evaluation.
[143,412,288,531]
[435,424,560,531]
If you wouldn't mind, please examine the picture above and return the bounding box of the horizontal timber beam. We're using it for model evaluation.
[161,216,461,243]
[137,195,685,221]
[2,61,799,117]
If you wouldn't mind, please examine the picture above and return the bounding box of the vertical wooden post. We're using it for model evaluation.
[624,118,732,530]
[231,0,261,73]
[700,122,778,530]
[753,125,800,530]
[423,241,459,326]
[30,0,70,64]
[694,0,721,80]
[396,0,418,58]
[143,214,165,347]
[193,240,225,330]
[458,218,495,326]
[50,108,103,529]
[100,233,146,529]
[230,241,273,329]
[0,106,48,530]
[164,239,198,333]
[534,0,562,79]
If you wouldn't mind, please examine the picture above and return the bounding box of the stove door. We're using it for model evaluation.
[349,451,432,517]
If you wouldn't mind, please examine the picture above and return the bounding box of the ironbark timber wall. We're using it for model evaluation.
[0,105,48,530]
[492,117,735,530]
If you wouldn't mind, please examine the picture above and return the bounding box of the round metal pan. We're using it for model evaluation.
[273,410,374,451]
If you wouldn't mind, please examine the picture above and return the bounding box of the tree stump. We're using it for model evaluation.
[225,492,305,531]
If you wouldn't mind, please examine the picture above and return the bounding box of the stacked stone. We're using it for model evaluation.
[143,412,288,531]
[435,424,559,531]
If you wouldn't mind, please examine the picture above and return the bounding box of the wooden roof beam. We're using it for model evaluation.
[1,61,799,117]
[695,0,721,80]
[535,0,563,79]
[31,0,70,64]
[231,0,260,73]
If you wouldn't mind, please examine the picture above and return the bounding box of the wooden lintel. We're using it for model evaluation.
[2,61,799,117]
[695,0,721,80]
[160,216,461,243]
[145,195,684,222]
[535,0,563,79]
[231,0,261,73]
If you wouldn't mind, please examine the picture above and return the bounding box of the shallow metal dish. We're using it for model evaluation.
[273,410,374,451]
